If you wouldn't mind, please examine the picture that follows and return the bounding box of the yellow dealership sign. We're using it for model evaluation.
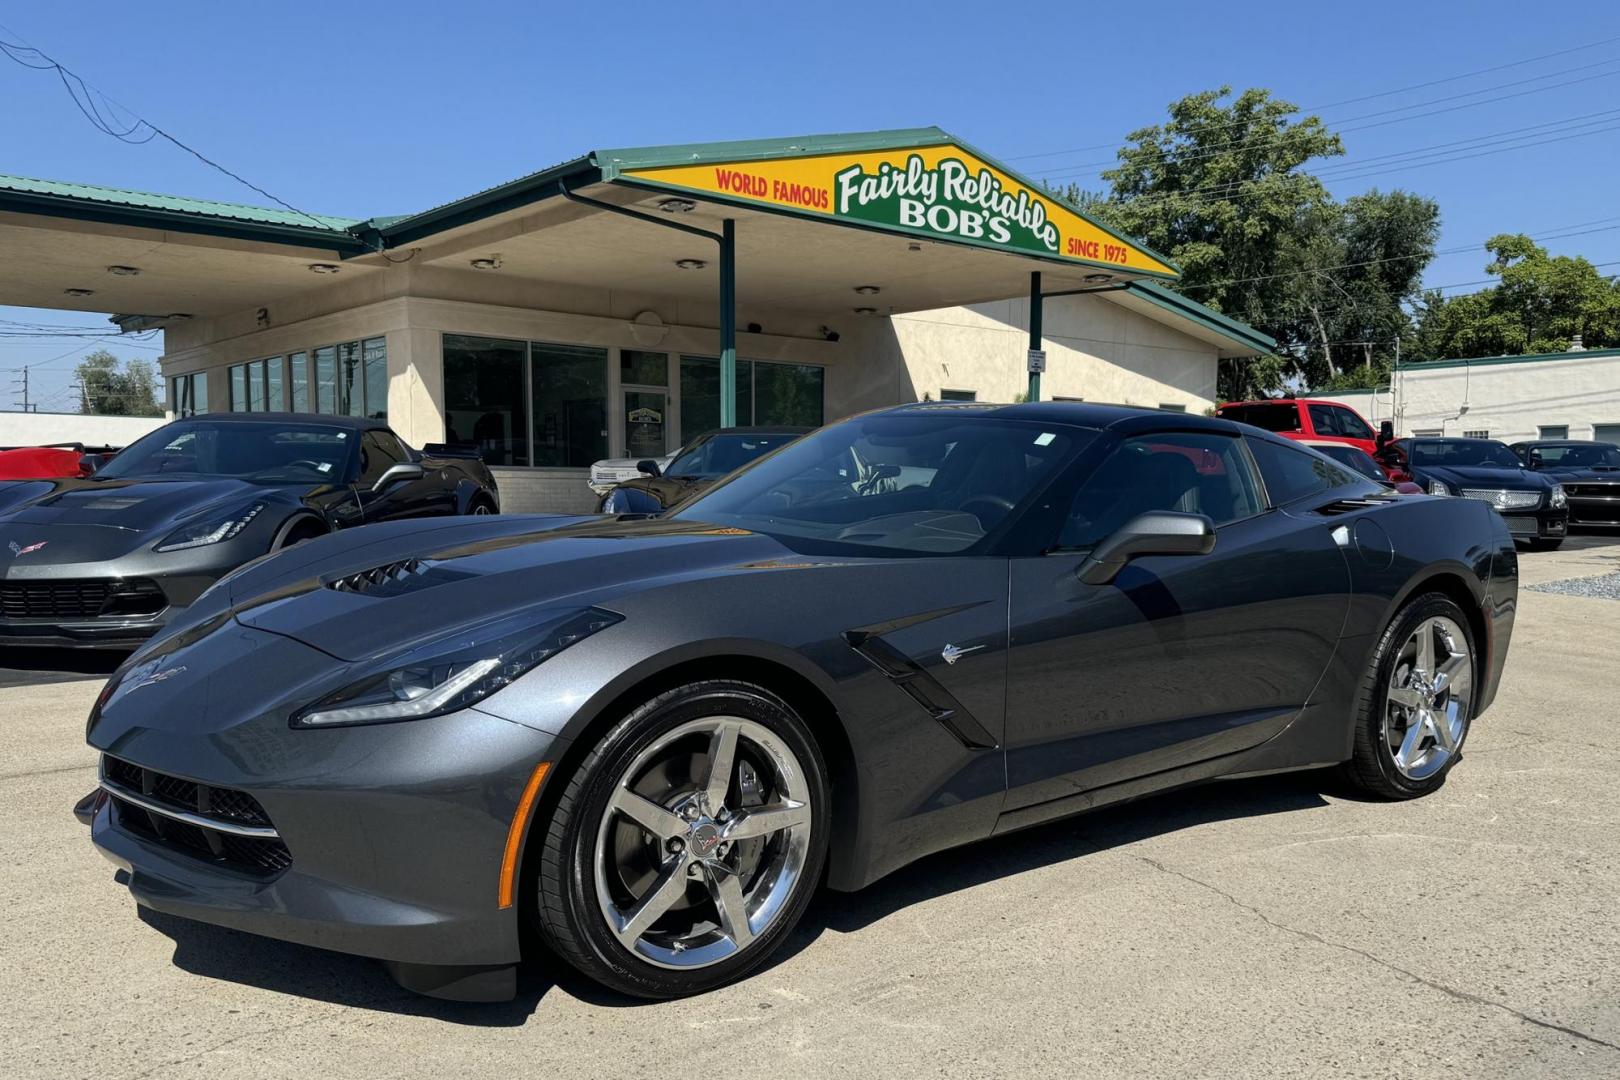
[621,142,1177,279]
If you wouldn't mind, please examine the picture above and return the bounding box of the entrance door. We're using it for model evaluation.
[624,390,669,459]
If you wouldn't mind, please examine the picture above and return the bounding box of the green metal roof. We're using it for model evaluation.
[0,174,359,230]
[594,127,954,174]
[1397,346,1620,371]
[1121,280,1278,356]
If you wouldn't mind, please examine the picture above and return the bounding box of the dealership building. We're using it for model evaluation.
[0,127,1275,511]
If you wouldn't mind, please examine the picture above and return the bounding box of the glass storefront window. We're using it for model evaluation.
[267,357,284,411]
[289,352,308,412]
[532,342,607,468]
[248,359,266,412]
[621,350,668,386]
[171,371,208,417]
[338,341,363,417]
[362,337,387,419]
[680,356,751,443]
[753,361,825,428]
[444,334,529,466]
[229,364,249,412]
[313,346,337,414]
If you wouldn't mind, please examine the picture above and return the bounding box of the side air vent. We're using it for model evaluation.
[1314,496,1396,517]
[842,630,998,750]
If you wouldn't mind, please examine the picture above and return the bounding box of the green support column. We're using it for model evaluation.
[719,218,737,428]
[1026,271,1042,403]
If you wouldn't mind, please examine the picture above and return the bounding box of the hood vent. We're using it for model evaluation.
[1314,496,1397,517]
[326,558,474,598]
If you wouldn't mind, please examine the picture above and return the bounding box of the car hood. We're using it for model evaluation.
[225,513,810,662]
[1538,465,1620,481]
[1418,464,1550,489]
[0,477,302,532]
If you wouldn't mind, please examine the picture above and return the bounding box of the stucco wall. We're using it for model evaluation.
[1311,351,1620,443]
[0,411,165,449]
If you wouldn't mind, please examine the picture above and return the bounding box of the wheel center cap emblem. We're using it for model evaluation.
[690,822,722,857]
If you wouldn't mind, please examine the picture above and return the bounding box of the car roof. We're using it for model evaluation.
[875,400,1252,438]
[1517,439,1612,447]
[168,412,390,432]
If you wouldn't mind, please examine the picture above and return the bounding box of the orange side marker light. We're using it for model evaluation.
[498,761,551,909]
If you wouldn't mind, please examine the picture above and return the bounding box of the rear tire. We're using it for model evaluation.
[1341,592,1476,800]
[533,680,829,999]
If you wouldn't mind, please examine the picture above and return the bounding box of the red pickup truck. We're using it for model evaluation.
[1217,398,1382,457]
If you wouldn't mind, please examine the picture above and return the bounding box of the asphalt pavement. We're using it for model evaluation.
[2,541,1618,1079]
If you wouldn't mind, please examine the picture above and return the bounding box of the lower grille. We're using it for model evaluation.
[1,579,165,620]
[101,755,289,876]
[1502,515,1540,536]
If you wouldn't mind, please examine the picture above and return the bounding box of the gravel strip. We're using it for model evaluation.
[1527,570,1620,599]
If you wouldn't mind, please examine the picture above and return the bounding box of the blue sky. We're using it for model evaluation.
[4,0,1619,409]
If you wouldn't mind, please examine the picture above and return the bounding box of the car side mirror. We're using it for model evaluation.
[372,461,425,492]
[78,453,102,476]
[636,459,662,478]
[1077,510,1216,586]
[1376,420,1393,450]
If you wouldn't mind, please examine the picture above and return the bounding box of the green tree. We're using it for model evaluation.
[75,349,164,416]
[1065,87,1439,399]
[1410,235,1620,360]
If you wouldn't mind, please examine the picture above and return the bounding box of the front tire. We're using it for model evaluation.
[534,680,829,998]
[1342,593,1476,799]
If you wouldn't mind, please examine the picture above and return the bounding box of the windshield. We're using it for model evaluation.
[1532,443,1620,468]
[666,432,801,478]
[95,421,354,483]
[671,414,1082,555]
[1218,402,1301,433]
[1408,440,1521,469]
[1314,444,1385,481]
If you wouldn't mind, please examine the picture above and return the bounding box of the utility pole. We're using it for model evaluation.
[10,366,34,412]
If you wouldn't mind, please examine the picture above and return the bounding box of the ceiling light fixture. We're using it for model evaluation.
[853,285,881,295]
[674,258,707,271]
[658,198,697,213]
[470,256,502,270]
[853,307,878,316]
[907,242,923,252]
[64,287,95,297]
[308,263,341,274]
[1084,273,1114,284]
[105,265,140,276]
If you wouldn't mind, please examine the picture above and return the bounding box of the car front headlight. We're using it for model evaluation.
[1427,479,1452,497]
[1550,484,1567,509]
[291,607,621,728]
[155,502,267,552]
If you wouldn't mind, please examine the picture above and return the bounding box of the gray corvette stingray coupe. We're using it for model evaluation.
[0,413,498,647]
[78,402,1517,1002]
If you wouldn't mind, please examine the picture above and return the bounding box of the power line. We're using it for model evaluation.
[1006,34,1620,163]
[0,22,337,232]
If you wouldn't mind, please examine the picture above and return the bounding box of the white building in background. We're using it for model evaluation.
[0,410,165,449]
[1315,344,1620,445]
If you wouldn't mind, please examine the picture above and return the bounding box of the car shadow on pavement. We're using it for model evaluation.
[0,646,124,689]
[135,771,1333,1021]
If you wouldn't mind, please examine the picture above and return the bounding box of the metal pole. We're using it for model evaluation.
[1026,271,1042,403]
[720,218,737,428]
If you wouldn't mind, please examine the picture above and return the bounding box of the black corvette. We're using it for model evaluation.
[1378,436,1567,550]
[0,413,498,647]
[596,426,808,514]
[1511,439,1620,528]
[80,403,1516,1002]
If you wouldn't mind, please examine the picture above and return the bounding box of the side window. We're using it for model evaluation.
[358,430,409,487]
[1333,408,1374,440]
[1061,433,1264,549]
[1247,436,1360,506]
[1307,404,1340,436]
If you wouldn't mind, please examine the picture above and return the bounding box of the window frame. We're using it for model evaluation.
[1331,407,1375,440]
[1244,433,1370,510]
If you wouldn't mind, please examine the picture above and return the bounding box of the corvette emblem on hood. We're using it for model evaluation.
[8,540,47,557]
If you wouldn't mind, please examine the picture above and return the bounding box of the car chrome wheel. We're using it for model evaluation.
[471,503,491,515]
[592,716,813,970]
[1382,615,1472,780]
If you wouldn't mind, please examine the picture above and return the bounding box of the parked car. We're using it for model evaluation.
[79,402,1517,1003]
[0,442,118,480]
[598,427,809,513]
[1510,440,1620,528]
[1216,397,1381,456]
[1378,436,1567,549]
[1298,440,1423,494]
[589,449,678,496]
[0,413,498,648]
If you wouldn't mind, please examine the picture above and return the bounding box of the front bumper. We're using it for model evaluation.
[86,625,565,977]
[1564,487,1620,527]
[1500,507,1567,542]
